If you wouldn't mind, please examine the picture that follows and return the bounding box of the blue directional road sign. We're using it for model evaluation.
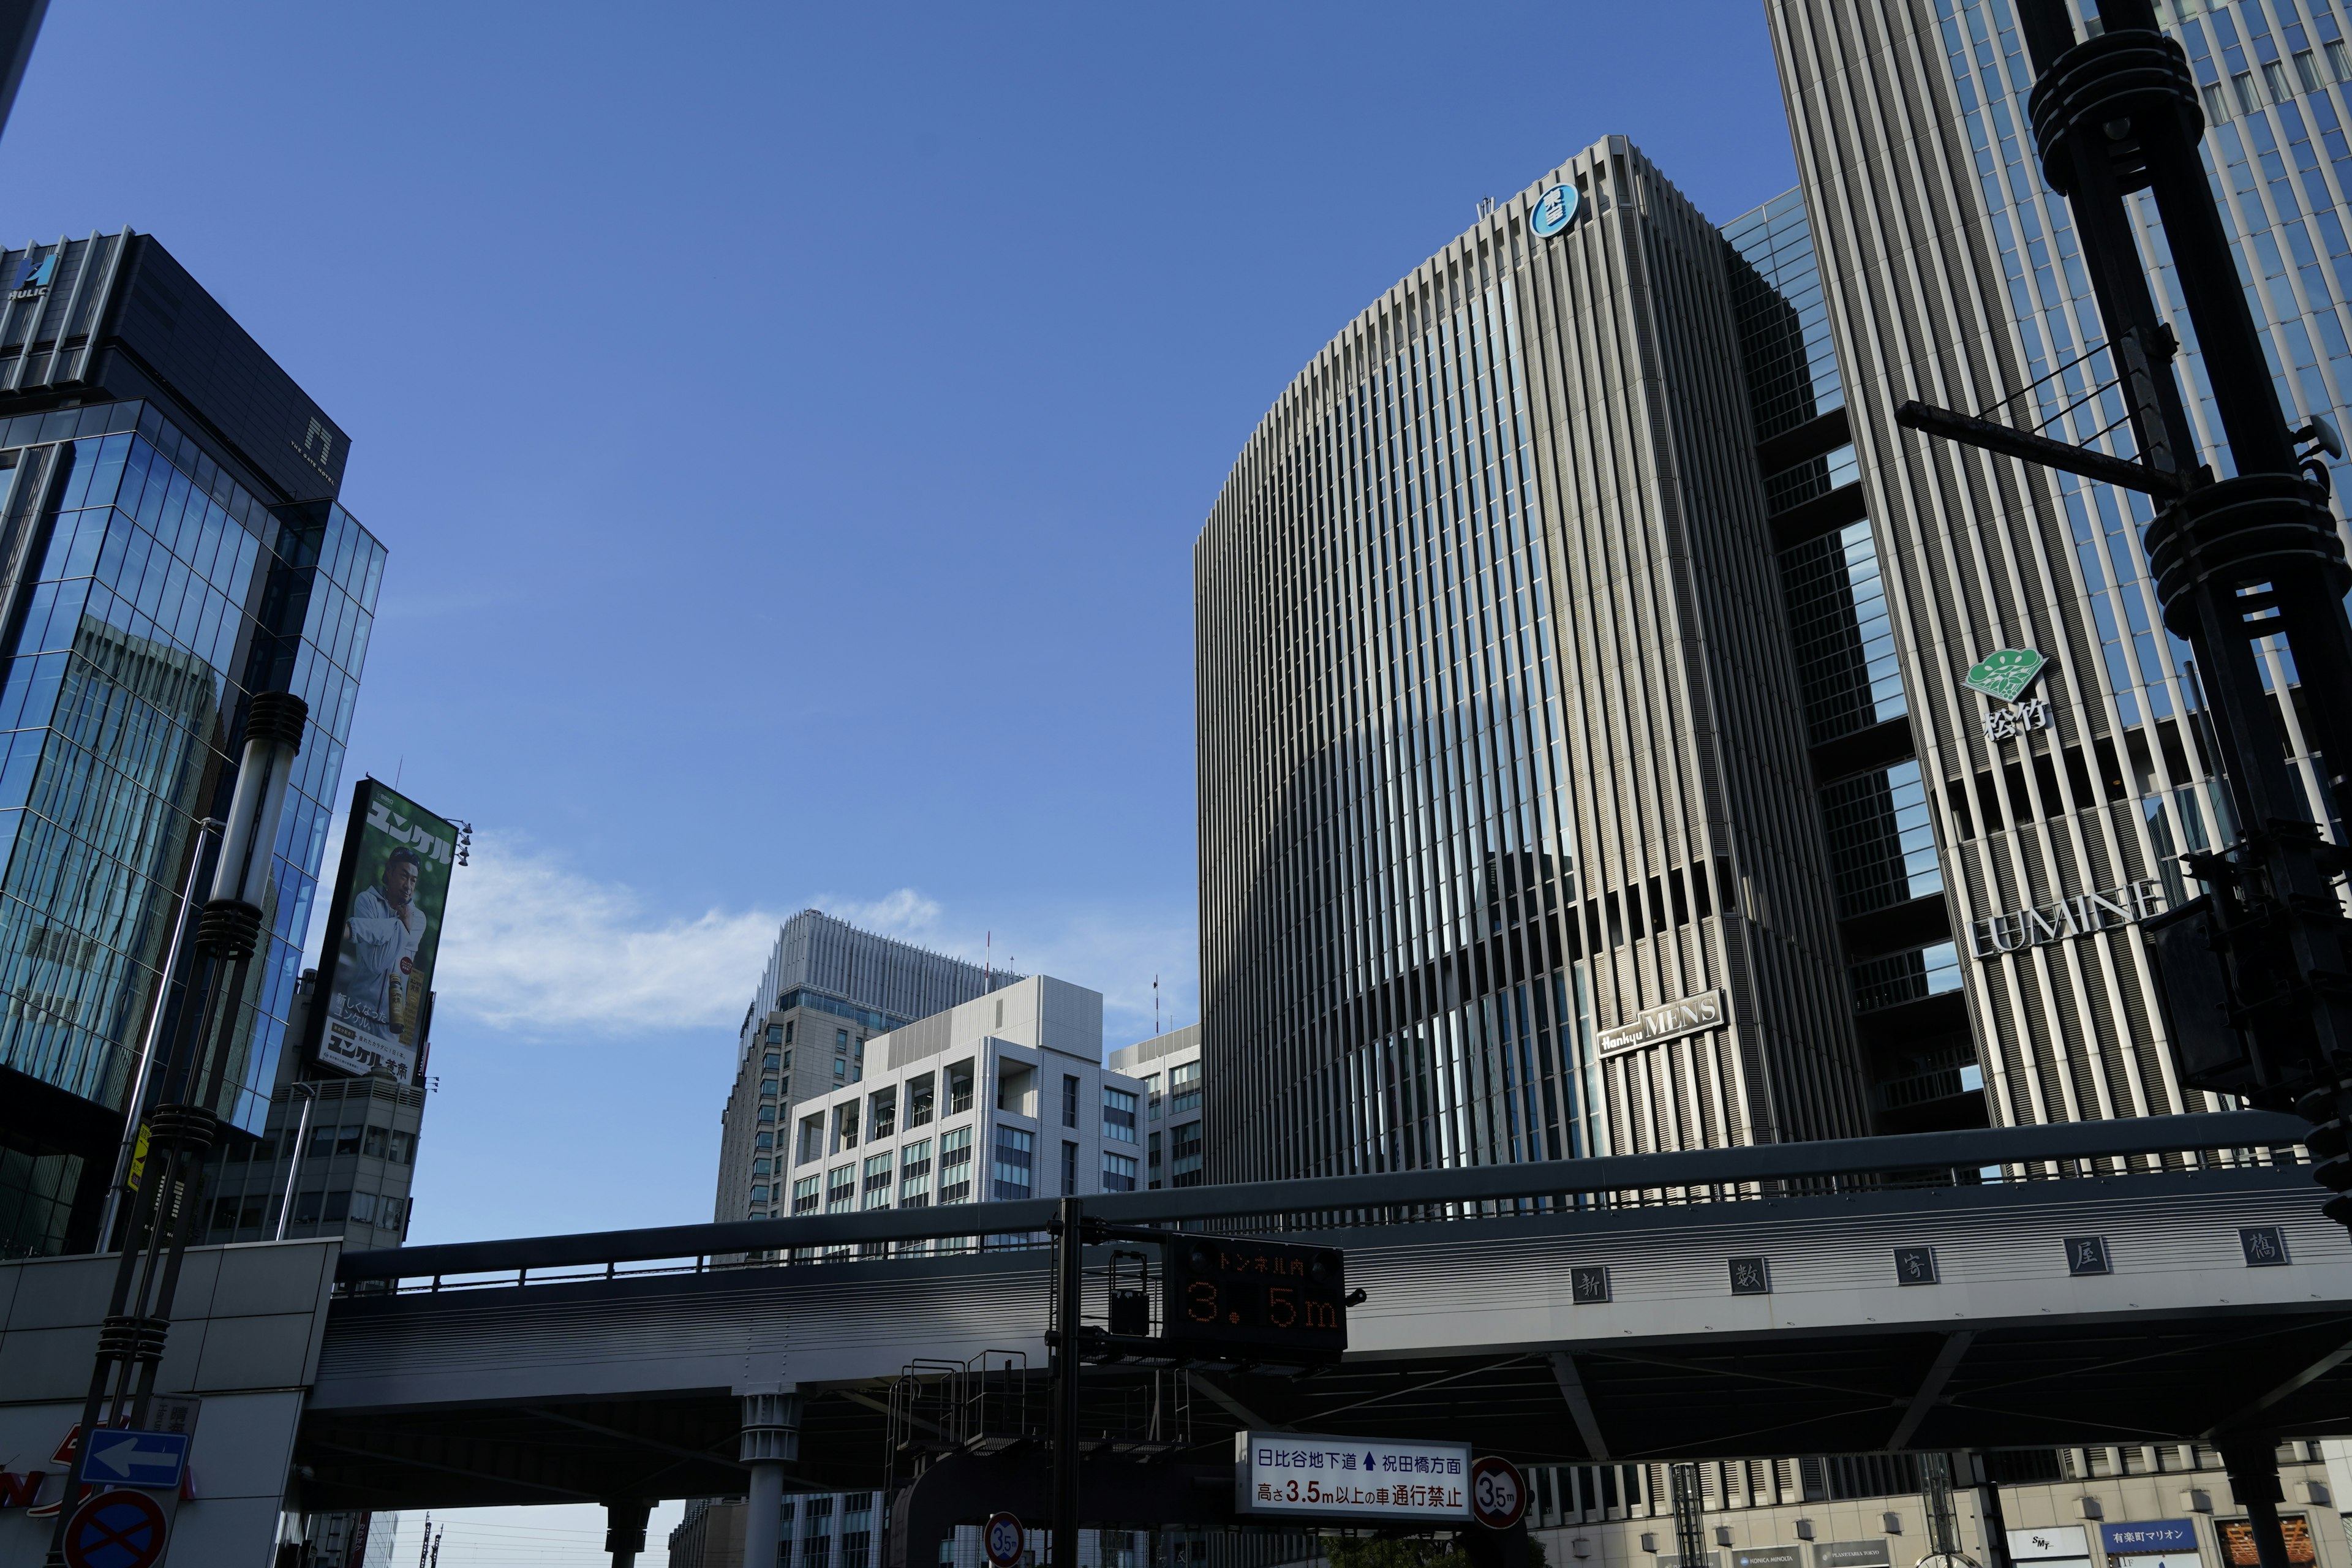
[73,1428,188,1489]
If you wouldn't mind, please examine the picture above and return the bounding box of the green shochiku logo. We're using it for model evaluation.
[1963,647,2048,703]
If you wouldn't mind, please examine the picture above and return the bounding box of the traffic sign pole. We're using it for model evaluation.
[61,1488,168,1568]
[1050,1197,1082,1568]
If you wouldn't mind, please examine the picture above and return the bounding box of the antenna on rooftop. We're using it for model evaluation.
[1155,974,1161,1036]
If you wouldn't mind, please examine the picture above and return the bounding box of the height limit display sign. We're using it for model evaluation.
[1234,1431,1471,1522]
[1160,1237,1347,1359]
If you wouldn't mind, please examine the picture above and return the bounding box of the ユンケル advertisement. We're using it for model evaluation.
[305,778,457,1084]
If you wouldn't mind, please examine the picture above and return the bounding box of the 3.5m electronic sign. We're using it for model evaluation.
[1160,1237,1348,1359]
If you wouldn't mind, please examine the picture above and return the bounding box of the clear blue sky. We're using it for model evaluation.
[4,3,1796,1556]
[7,0,1793,1275]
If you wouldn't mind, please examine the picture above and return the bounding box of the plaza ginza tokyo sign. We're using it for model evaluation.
[1234,1432,1472,1522]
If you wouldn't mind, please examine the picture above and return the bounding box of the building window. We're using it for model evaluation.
[797,1117,824,1164]
[1170,1121,1202,1187]
[1148,1130,1163,1188]
[1145,1073,1161,1120]
[752,1157,771,1178]
[2296,49,2322,91]
[2202,81,2228,123]
[2332,39,2352,81]
[1102,1152,1137,1192]
[2234,70,2258,112]
[938,1126,973,1204]
[761,1079,778,1099]
[764,1052,781,1073]
[993,1126,1035,1200]
[1062,1074,1080,1129]
[757,1104,775,1123]
[1169,1061,1201,1114]
[1821,759,1944,917]
[1778,519,1905,745]
[1061,1140,1078,1196]
[870,1088,896,1140]
[1101,1087,1138,1143]
[907,1072,935,1127]
[785,1021,794,1044]
[766,1025,783,1046]
[863,1153,892,1209]
[826,1163,856,1213]
[750,1185,769,1206]
[2264,59,2292,104]
[792,1176,820,1215]
[948,1060,975,1114]
[900,1139,932,1207]
[756,1131,774,1152]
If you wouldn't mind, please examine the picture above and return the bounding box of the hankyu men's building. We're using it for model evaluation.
[0,229,380,1257]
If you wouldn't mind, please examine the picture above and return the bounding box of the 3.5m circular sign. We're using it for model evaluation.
[1470,1455,1528,1531]
[983,1512,1025,1568]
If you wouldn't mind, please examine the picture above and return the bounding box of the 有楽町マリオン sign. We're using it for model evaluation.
[1598,990,1726,1057]
[1968,880,2168,958]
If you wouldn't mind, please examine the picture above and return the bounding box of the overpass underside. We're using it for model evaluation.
[300,1134,2352,1514]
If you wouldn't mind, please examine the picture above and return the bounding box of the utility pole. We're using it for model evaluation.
[1050,1196,1085,1568]
[1898,7,2352,1567]
[47,693,307,1567]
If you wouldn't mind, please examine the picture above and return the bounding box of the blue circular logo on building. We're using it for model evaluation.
[1531,183,1580,238]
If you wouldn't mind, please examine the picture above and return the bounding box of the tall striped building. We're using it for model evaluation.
[1196,139,1885,1181]
[1762,0,2352,1132]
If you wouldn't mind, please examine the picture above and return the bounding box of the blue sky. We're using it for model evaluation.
[0,0,1800,1237]
[5,4,1792,1547]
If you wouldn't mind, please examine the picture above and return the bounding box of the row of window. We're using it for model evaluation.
[794,1063,981,1163]
[207,1187,404,1235]
[1134,1061,1203,1119]
[221,1123,414,1164]
[2203,37,2352,126]
[752,1121,1156,1212]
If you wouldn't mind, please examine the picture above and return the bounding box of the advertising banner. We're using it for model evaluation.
[1233,1431,1471,1521]
[306,778,458,1084]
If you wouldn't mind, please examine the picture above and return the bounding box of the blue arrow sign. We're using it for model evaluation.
[74,1429,187,1489]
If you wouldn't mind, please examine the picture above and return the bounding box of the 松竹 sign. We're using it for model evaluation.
[1969,880,2168,958]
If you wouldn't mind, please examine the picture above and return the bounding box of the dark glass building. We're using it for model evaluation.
[0,228,381,1258]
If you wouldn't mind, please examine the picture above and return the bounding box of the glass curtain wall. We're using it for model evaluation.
[0,400,381,1139]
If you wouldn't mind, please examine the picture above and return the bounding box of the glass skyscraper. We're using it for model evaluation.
[0,230,380,1257]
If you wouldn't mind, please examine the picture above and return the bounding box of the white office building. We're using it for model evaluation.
[1107,1025,1203,1189]
[786,975,1146,1218]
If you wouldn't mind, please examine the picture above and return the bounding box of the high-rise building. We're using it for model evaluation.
[716,908,1016,1223]
[1106,1024,1203,1188]
[1196,137,1879,1182]
[0,230,380,1258]
[1758,0,2352,1131]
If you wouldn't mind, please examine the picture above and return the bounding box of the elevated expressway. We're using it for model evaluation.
[295,1112,2352,1513]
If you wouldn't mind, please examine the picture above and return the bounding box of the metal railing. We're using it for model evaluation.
[333,1109,2312,1295]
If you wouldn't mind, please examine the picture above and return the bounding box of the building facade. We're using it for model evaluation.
[1107,1024,1204,1188]
[1196,137,1883,1183]
[782,974,1142,1219]
[0,230,381,1258]
[191,970,426,1250]
[1758,0,2352,1129]
[717,909,1016,1223]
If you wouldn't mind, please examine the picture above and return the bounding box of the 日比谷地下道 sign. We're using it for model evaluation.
[1234,1432,1471,1522]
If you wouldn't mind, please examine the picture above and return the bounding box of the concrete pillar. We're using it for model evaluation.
[2219,1438,2293,1568]
[742,1388,804,1568]
[606,1499,652,1567]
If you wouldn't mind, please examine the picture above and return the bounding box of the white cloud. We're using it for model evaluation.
[433,834,783,1034]
[300,824,1196,1046]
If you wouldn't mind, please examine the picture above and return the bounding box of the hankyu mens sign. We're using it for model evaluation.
[1234,1431,1471,1521]
[1599,989,1726,1057]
